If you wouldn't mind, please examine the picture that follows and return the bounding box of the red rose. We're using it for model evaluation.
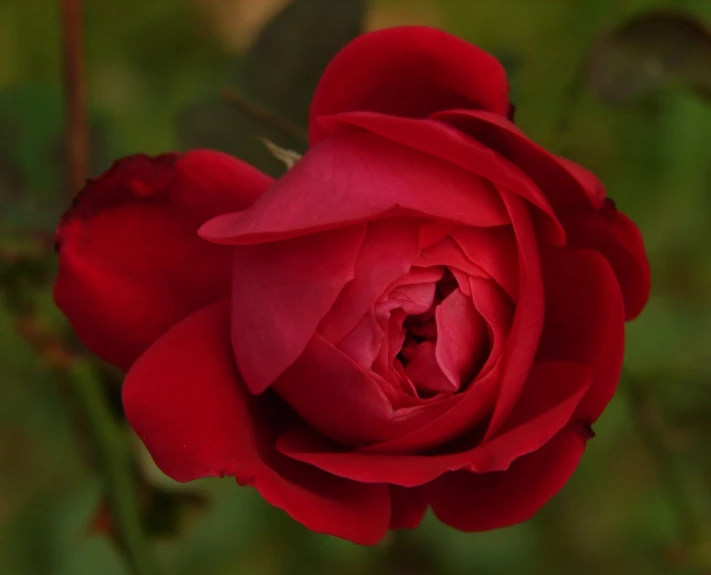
[55,27,650,544]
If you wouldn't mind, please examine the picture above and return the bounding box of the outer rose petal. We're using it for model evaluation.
[315,112,565,244]
[309,26,509,143]
[556,157,606,207]
[563,207,650,320]
[538,248,626,423]
[200,132,509,245]
[390,486,428,530]
[276,361,591,486]
[166,149,268,220]
[55,151,272,370]
[123,301,390,545]
[434,109,605,211]
[427,424,589,531]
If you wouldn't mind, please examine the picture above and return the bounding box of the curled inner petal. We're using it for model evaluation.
[337,263,496,405]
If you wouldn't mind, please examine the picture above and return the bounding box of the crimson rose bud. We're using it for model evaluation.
[55,27,650,544]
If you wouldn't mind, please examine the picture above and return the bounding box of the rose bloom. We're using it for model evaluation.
[55,27,650,544]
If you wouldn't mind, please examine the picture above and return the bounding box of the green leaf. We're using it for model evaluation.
[0,85,113,232]
[589,10,711,104]
[244,0,366,126]
[178,99,297,178]
[179,0,365,177]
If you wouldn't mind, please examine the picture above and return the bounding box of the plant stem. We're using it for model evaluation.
[221,87,309,143]
[58,2,160,573]
[67,361,161,575]
[60,0,90,196]
[6,308,162,575]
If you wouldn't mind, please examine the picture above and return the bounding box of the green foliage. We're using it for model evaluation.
[1,0,710,574]
[590,10,711,104]
[179,0,364,177]
[0,85,112,231]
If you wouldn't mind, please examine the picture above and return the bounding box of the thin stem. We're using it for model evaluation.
[623,371,705,552]
[58,2,160,573]
[7,308,161,575]
[221,87,309,143]
[68,361,161,575]
[60,0,90,196]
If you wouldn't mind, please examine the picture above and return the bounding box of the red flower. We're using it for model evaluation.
[55,27,650,544]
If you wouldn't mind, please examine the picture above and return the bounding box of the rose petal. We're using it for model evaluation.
[434,109,605,211]
[200,132,509,245]
[231,225,366,395]
[337,311,384,370]
[482,190,544,441]
[414,237,488,279]
[353,278,512,455]
[427,424,589,531]
[169,149,269,219]
[123,301,390,544]
[319,218,422,344]
[537,248,626,422]
[468,277,515,376]
[556,157,606,207]
[359,367,500,455]
[315,112,564,243]
[451,226,519,299]
[403,341,456,394]
[274,334,457,446]
[419,221,456,249]
[435,288,489,388]
[563,209,650,320]
[384,311,409,368]
[277,361,590,486]
[309,26,509,143]
[379,280,438,317]
[389,267,445,287]
[390,486,428,530]
[54,151,272,370]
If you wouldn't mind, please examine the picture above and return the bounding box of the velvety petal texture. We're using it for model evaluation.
[55,26,649,545]
[230,225,367,394]
[427,424,590,531]
[308,26,510,143]
[123,301,390,544]
[200,132,509,245]
[55,151,272,370]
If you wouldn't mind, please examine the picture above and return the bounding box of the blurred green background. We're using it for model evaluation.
[1,0,711,573]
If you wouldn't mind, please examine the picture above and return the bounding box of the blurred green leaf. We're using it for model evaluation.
[180,0,365,177]
[245,0,365,126]
[0,85,113,231]
[144,487,209,539]
[178,98,296,177]
[58,537,131,575]
[589,10,711,104]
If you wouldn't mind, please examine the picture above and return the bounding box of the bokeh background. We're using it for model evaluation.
[2,0,711,574]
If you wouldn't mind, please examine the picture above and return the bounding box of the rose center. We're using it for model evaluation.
[387,268,490,398]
